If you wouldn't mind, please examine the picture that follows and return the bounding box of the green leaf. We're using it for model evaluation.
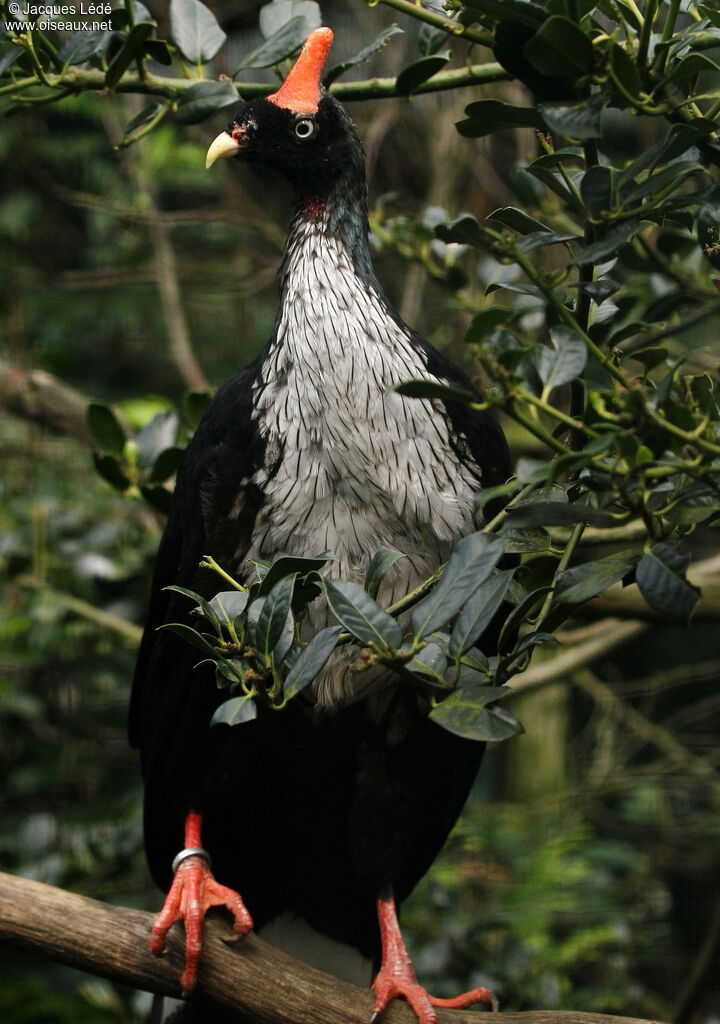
[540,98,605,141]
[408,642,448,683]
[411,533,505,639]
[175,80,239,124]
[624,160,703,206]
[556,550,639,605]
[235,16,307,72]
[105,23,154,89]
[140,484,172,514]
[636,543,701,624]
[284,626,342,700]
[213,658,245,688]
[365,549,405,600]
[698,3,720,27]
[498,586,550,653]
[149,446,183,484]
[257,552,333,596]
[157,622,218,655]
[435,214,494,249]
[135,410,179,468]
[395,51,451,97]
[526,151,583,208]
[489,207,552,234]
[110,1,155,29]
[393,380,476,403]
[87,402,126,455]
[449,569,514,657]
[667,52,720,82]
[457,100,543,138]
[171,0,227,63]
[0,47,22,77]
[323,579,402,651]
[184,390,212,428]
[466,307,514,343]
[255,574,295,660]
[463,0,545,29]
[518,230,578,253]
[164,584,222,632]
[92,453,131,492]
[144,40,173,65]
[124,102,163,136]
[500,527,551,554]
[572,278,619,302]
[324,25,403,87]
[211,695,257,726]
[536,325,588,394]
[609,42,641,101]
[208,590,249,622]
[524,16,594,79]
[475,479,523,510]
[431,693,523,742]
[571,222,641,264]
[630,347,669,372]
[259,0,321,38]
[507,502,618,528]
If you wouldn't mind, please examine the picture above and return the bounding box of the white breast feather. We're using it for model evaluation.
[245,218,482,706]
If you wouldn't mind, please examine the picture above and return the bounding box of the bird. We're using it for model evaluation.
[129,26,512,1024]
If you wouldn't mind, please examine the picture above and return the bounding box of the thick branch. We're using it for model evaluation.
[0,360,94,445]
[510,619,649,694]
[4,62,510,106]
[0,872,667,1024]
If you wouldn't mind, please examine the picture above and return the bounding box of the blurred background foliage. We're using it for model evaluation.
[1,0,720,1021]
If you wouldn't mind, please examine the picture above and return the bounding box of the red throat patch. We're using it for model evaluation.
[267,27,334,114]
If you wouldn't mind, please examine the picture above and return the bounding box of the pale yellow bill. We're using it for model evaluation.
[205,131,241,169]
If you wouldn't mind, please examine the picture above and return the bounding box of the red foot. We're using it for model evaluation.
[149,812,253,994]
[370,889,497,1024]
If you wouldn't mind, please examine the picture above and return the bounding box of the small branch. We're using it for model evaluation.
[0,871,669,1024]
[574,670,720,787]
[16,575,143,646]
[4,62,510,106]
[372,0,494,48]
[147,200,209,391]
[101,104,209,392]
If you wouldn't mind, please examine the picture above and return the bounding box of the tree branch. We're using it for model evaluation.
[0,871,668,1024]
[0,360,94,445]
[510,619,649,694]
[4,62,510,107]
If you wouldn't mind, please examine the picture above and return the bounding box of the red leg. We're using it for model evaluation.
[149,811,253,994]
[370,887,497,1024]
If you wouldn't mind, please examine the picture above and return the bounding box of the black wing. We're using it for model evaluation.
[129,361,268,881]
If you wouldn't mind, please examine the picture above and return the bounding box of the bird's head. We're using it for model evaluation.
[205,28,361,196]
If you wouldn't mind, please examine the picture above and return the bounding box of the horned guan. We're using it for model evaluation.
[130,26,511,1023]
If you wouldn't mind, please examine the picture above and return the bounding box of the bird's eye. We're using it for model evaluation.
[294,118,316,141]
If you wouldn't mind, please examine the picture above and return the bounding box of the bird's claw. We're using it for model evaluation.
[371,969,497,1024]
[149,854,253,994]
